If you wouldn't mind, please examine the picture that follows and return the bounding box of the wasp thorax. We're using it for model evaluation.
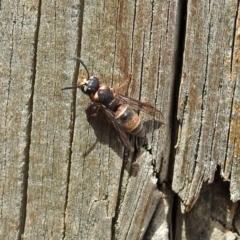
[80,76,100,95]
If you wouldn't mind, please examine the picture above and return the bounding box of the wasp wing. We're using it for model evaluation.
[100,105,134,152]
[114,93,164,121]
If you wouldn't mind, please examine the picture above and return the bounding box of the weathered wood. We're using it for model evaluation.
[0,1,39,239]
[1,0,176,239]
[172,0,240,213]
[23,1,82,239]
[175,176,240,239]
[1,0,240,239]
[64,0,178,238]
[1,0,82,239]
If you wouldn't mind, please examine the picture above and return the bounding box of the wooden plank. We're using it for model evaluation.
[22,1,82,239]
[228,4,240,203]
[1,0,177,239]
[0,1,39,239]
[64,0,179,238]
[2,0,239,239]
[173,0,240,211]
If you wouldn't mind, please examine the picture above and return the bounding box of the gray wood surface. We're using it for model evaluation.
[173,0,240,212]
[0,0,239,239]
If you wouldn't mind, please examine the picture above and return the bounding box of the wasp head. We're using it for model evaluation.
[61,58,100,94]
[78,76,100,95]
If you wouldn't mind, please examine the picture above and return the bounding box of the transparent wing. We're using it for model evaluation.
[100,105,134,152]
[114,93,164,121]
[113,75,163,121]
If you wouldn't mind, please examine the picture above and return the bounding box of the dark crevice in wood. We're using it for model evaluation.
[138,30,145,101]
[225,75,238,173]
[130,0,137,71]
[192,21,211,163]
[112,0,118,87]
[171,192,181,240]
[112,9,144,236]
[112,149,142,238]
[149,0,154,51]
[19,0,42,239]
[168,0,188,239]
[112,0,123,87]
[168,0,186,180]
[111,156,128,238]
[62,1,85,239]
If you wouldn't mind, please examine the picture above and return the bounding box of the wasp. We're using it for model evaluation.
[62,58,163,151]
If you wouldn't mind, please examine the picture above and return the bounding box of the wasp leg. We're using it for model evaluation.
[87,105,101,120]
[113,74,132,93]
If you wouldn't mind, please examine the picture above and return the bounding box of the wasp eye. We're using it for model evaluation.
[80,76,100,95]
[83,85,89,92]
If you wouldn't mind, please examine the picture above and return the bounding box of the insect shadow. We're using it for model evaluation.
[83,103,163,159]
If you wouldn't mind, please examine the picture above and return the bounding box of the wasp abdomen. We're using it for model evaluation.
[115,104,145,137]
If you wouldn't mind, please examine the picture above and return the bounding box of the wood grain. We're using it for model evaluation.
[0,0,239,239]
[172,0,240,214]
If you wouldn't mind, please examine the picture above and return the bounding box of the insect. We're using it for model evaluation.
[62,58,163,151]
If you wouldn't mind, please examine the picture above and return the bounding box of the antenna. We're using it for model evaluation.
[61,57,90,91]
[61,86,78,90]
[75,57,90,79]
